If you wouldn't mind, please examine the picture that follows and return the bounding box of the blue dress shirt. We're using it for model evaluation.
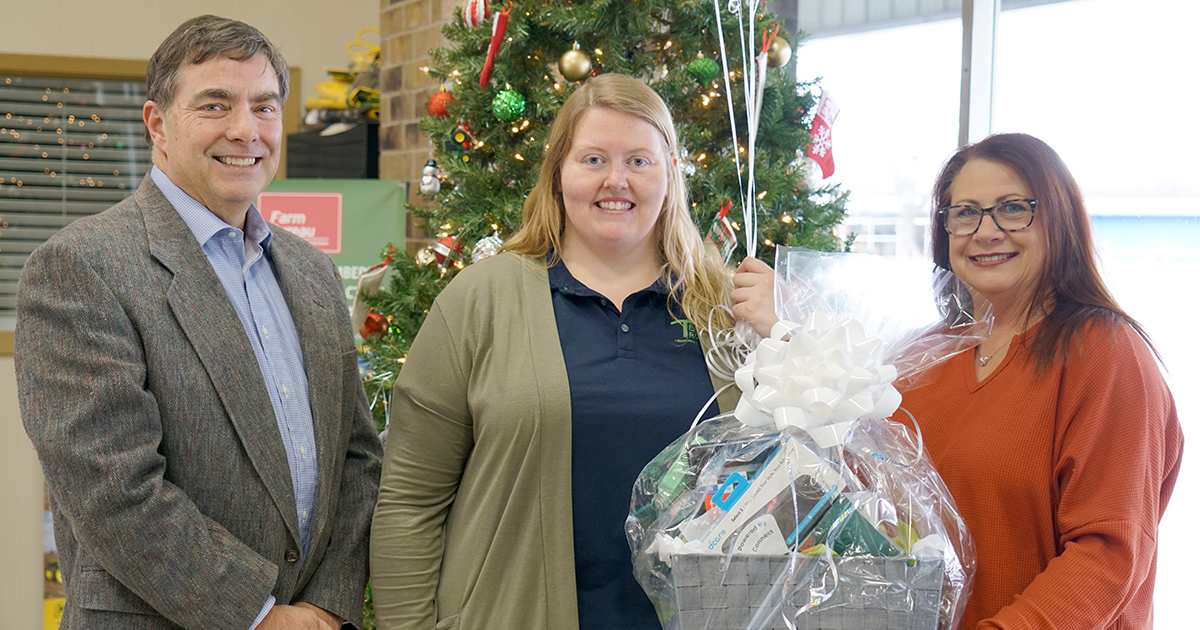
[151,168,318,627]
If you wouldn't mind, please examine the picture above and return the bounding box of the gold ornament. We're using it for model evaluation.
[558,48,592,82]
[767,36,792,68]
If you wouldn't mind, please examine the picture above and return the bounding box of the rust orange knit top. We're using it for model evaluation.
[897,320,1183,629]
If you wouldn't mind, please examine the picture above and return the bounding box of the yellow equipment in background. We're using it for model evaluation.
[305,28,381,122]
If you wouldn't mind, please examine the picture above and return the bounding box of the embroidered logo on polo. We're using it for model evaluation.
[671,318,699,345]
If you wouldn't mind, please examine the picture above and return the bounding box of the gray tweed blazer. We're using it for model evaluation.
[15,176,382,630]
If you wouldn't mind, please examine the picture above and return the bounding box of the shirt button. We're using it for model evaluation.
[227,230,237,238]
[285,550,299,563]
[600,298,607,305]
[621,324,630,333]
[261,326,269,337]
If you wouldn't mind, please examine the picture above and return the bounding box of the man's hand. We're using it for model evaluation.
[257,605,333,630]
[294,602,343,630]
[731,257,778,338]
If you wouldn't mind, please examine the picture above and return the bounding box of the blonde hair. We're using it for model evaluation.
[503,74,732,332]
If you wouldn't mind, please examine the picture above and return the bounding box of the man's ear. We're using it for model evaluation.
[143,101,167,148]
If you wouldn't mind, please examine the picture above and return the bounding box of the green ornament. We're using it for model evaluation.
[491,90,526,122]
[687,58,720,85]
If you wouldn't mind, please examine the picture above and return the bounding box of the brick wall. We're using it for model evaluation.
[379,0,453,254]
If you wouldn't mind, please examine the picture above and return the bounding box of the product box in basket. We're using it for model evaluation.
[627,248,989,630]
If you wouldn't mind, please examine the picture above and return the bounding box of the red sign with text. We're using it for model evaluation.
[258,192,344,254]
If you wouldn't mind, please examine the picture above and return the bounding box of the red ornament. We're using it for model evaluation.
[427,91,454,118]
[433,236,464,266]
[360,311,388,339]
[464,0,489,28]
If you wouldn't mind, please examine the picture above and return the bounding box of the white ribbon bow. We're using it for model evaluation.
[733,312,902,447]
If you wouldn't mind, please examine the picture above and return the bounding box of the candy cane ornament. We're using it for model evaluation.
[479,3,512,88]
[463,0,489,28]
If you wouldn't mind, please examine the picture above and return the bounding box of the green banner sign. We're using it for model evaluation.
[261,179,407,308]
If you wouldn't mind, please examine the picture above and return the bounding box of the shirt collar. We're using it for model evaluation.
[546,254,671,297]
[151,166,273,250]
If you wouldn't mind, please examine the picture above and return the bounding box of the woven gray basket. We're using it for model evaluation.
[668,554,944,630]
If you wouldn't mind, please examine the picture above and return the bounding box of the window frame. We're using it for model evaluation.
[0,54,300,335]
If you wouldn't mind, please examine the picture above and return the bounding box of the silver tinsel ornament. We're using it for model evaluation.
[415,247,438,266]
[471,232,504,263]
[678,146,697,178]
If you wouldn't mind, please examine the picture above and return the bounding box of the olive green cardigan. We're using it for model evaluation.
[370,252,738,630]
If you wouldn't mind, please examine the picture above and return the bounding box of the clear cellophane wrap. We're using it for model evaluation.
[627,247,990,630]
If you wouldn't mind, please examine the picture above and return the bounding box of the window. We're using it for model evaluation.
[994,1,1198,624]
[0,70,150,322]
[798,1,1196,623]
[794,18,962,258]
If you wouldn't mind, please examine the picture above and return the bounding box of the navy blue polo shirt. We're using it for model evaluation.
[548,260,720,630]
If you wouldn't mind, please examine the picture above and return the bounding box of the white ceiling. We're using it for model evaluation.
[769,0,1078,39]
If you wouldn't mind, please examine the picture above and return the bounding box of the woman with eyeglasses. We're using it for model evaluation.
[897,133,1183,628]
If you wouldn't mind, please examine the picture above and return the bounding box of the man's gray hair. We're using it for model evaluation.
[145,15,289,142]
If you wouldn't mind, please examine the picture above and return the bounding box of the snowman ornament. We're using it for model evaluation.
[419,159,441,195]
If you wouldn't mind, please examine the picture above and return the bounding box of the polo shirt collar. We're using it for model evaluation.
[546,254,671,297]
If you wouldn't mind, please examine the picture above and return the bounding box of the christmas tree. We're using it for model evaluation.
[358,0,850,432]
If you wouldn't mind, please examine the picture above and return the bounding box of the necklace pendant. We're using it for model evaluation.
[978,336,1014,368]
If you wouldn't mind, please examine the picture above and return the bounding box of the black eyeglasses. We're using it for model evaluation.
[939,199,1038,236]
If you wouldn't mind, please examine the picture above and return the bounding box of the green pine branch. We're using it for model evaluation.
[359,0,852,425]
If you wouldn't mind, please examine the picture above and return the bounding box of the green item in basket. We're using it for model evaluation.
[796,494,900,557]
[634,435,711,528]
[658,435,708,507]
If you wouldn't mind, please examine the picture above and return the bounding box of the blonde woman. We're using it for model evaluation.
[370,74,771,630]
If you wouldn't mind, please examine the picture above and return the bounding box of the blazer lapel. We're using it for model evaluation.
[138,178,302,547]
[268,230,343,558]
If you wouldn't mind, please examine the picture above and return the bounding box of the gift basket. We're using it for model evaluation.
[627,247,989,630]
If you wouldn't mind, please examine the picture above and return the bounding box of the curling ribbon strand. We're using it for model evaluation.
[761,23,779,53]
[713,0,746,225]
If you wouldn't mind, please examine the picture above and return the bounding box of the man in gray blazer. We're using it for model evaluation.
[15,15,382,630]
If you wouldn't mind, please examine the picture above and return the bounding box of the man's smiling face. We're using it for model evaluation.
[144,53,282,227]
